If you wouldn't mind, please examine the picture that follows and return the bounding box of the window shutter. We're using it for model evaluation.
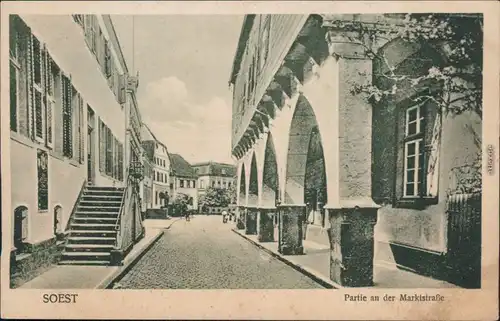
[118,74,127,104]
[46,99,54,147]
[78,95,84,163]
[62,75,73,158]
[17,24,30,138]
[27,33,35,140]
[104,39,112,78]
[99,119,105,172]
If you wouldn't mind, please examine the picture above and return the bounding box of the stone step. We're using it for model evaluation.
[62,251,111,257]
[86,186,125,191]
[70,230,117,237]
[82,195,123,202]
[73,217,118,224]
[65,244,114,252]
[75,211,119,217]
[70,223,116,231]
[79,201,122,207]
[77,206,121,212]
[59,260,110,266]
[67,236,116,245]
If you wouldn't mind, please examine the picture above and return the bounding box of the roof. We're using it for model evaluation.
[228,15,255,85]
[141,123,155,141]
[169,154,197,179]
[192,162,237,177]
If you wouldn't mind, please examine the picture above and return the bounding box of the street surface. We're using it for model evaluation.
[117,215,323,289]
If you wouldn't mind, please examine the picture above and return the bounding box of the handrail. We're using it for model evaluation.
[65,179,87,232]
[114,171,132,249]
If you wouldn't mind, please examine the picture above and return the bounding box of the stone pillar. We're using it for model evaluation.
[258,207,275,242]
[236,206,246,230]
[245,207,258,235]
[323,21,381,286]
[328,207,378,287]
[278,204,305,255]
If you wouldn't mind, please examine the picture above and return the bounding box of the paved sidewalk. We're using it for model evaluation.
[20,219,177,289]
[232,228,459,289]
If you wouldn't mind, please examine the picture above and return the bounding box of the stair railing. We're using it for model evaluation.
[114,173,132,251]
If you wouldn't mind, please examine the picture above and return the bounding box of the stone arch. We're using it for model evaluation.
[238,163,246,206]
[374,38,447,102]
[53,205,63,236]
[13,206,28,253]
[248,152,259,207]
[261,133,279,207]
[304,126,328,227]
[283,94,325,204]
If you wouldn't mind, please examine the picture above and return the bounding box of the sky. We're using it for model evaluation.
[111,15,244,165]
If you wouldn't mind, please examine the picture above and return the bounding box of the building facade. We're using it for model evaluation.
[192,162,236,195]
[169,154,198,211]
[9,14,144,284]
[141,125,171,210]
[230,14,482,288]
[140,124,154,213]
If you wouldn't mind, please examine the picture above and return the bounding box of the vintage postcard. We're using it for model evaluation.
[1,1,499,320]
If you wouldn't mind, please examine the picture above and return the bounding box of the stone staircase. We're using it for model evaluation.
[59,186,125,266]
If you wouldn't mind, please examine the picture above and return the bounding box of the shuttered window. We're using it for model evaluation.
[104,39,112,77]
[34,90,44,140]
[99,118,105,172]
[46,56,56,148]
[62,75,73,158]
[78,95,84,163]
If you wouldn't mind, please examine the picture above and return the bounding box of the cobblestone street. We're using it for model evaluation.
[116,216,323,289]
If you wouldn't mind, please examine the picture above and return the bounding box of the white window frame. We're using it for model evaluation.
[403,138,423,197]
[403,102,426,198]
[405,103,424,136]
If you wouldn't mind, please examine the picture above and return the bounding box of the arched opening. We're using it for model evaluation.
[246,153,259,235]
[284,94,325,205]
[53,205,63,238]
[238,163,246,206]
[262,133,279,207]
[13,206,28,254]
[304,126,327,227]
[279,94,328,254]
[248,153,259,206]
[260,133,280,242]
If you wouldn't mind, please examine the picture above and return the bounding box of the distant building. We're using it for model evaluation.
[141,125,170,210]
[192,161,236,194]
[169,154,198,211]
[140,124,155,212]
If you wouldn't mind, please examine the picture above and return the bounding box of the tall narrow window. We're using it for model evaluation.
[62,75,73,158]
[32,37,45,143]
[10,16,21,132]
[46,57,57,148]
[403,103,426,197]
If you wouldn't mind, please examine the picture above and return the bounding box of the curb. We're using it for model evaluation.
[95,230,165,289]
[231,228,341,289]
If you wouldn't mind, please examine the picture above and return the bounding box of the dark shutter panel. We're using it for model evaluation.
[17,24,30,137]
[79,95,84,163]
[99,119,105,173]
[27,33,35,140]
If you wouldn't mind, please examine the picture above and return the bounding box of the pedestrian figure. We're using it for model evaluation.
[222,210,228,224]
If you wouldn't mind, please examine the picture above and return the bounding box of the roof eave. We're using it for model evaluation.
[229,15,255,85]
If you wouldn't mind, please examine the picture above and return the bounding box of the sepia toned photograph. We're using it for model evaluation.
[1,1,499,320]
